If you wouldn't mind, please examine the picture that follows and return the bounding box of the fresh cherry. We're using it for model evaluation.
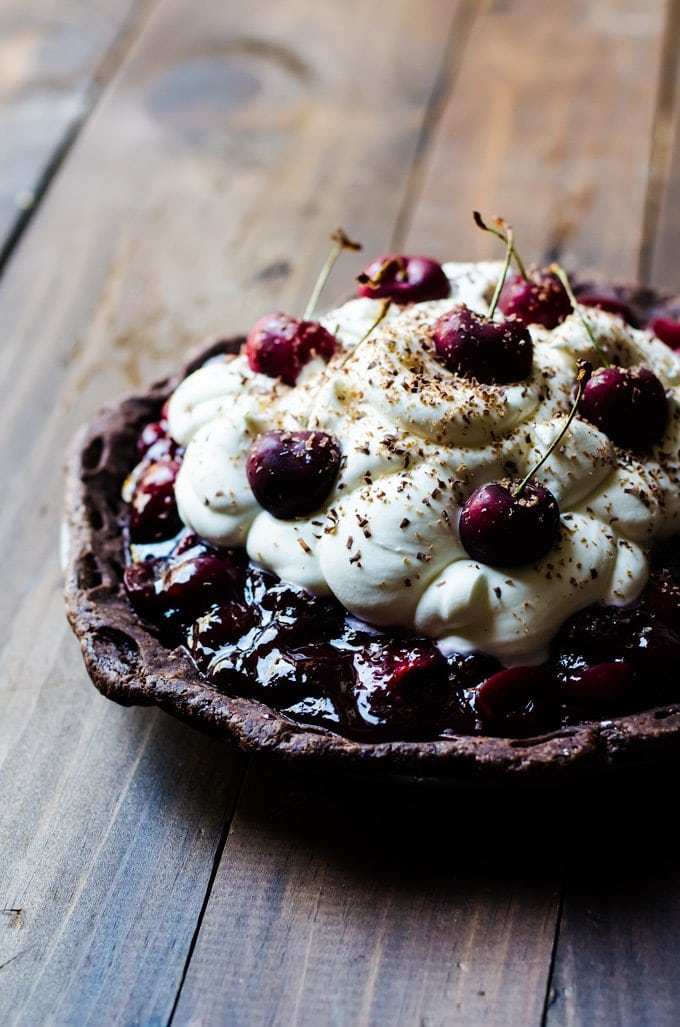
[578,365,669,448]
[244,228,361,385]
[356,254,450,304]
[498,268,572,329]
[649,316,680,350]
[246,429,341,519]
[433,305,533,384]
[456,363,592,568]
[129,459,182,543]
[458,480,560,566]
[244,313,336,386]
[473,213,572,329]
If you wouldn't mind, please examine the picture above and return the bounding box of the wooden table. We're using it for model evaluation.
[2,1,680,1023]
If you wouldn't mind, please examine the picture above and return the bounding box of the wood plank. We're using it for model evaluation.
[175,2,676,1024]
[174,760,561,1027]
[408,4,680,1025]
[647,0,680,288]
[0,0,676,1025]
[0,0,482,1022]
[545,767,680,1027]
[405,0,668,281]
[0,0,151,262]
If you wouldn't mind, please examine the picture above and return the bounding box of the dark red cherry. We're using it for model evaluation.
[474,665,554,737]
[561,661,635,712]
[188,601,258,666]
[356,254,449,304]
[137,421,180,462]
[246,429,341,519]
[641,570,680,631]
[498,269,572,328]
[578,365,669,448]
[349,639,450,738]
[576,292,637,326]
[244,312,336,386]
[161,548,248,614]
[459,479,560,567]
[123,558,165,618]
[649,316,680,350]
[433,305,533,384]
[129,459,182,542]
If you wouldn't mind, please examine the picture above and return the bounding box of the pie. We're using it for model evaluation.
[63,245,680,783]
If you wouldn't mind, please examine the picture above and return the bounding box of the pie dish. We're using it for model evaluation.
[63,244,680,784]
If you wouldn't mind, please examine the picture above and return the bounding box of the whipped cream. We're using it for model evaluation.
[167,262,680,665]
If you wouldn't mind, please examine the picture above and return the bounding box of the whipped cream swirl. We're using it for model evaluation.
[167,262,680,665]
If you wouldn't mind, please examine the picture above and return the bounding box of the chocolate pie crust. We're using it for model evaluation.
[64,288,680,785]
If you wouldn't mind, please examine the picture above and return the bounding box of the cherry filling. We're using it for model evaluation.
[121,420,680,742]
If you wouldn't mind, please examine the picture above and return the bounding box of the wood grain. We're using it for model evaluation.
[545,767,680,1027]
[173,2,680,1024]
[174,761,561,1027]
[648,0,680,287]
[0,0,153,264]
[0,0,468,1022]
[1,0,679,1023]
[405,0,668,280]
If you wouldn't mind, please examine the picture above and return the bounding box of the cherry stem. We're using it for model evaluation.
[513,360,592,497]
[473,211,528,280]
[356,255,407,289]
[304,227,362,321]
[550,263,611,369]
[487,223,516,319]
[354,298,392,349]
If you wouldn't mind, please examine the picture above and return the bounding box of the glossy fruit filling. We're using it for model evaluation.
[122,418,680,743]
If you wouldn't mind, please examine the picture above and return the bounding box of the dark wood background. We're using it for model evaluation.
[1,1,680,1023]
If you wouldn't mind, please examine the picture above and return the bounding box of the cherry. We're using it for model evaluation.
[498,269,572,328]
[578,365,669,448]
[129,459,182,542]
[245,228,361,385]
[356,254,450,304]
[123,558,165,619]
[641,570,680,631]
[649,316,680,350]
[473,213,571,328]
[137,420,180,463]
[458,479,560,567]
[244,313,336,386]
[458,360,590,567]
[560,661,635,713]
[474,666,554,737]
[550,265,670,449]
[348,639,450,739]
[246,429,341,519]
[576,292,637,326]
[188,601,258,667]
[259,581,343,644]
[433,305,533,384]
[160,548,248,615]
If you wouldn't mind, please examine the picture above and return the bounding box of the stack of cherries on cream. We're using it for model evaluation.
[121,219,680,742]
